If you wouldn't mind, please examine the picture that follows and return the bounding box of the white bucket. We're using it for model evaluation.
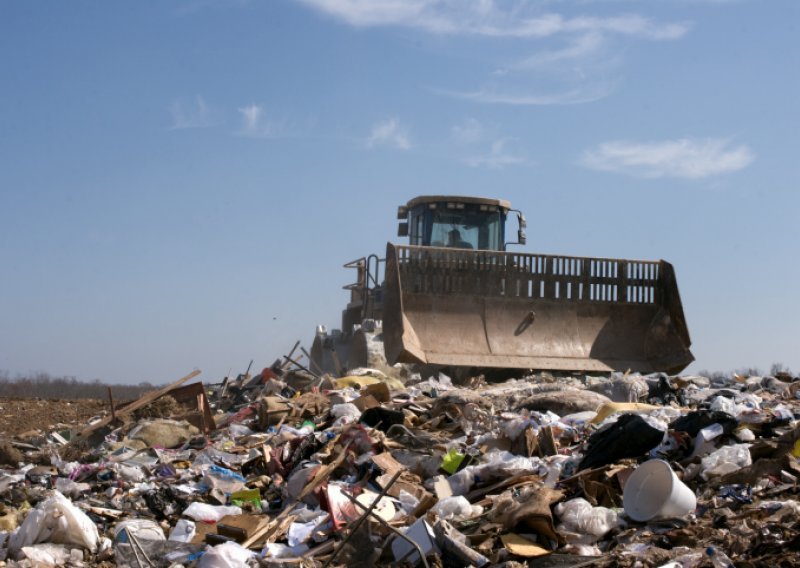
[623,459,696,522]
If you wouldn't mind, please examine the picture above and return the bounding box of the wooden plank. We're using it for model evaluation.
[107,386,116,421]
[465,473,540,502]
[70,369,202,443]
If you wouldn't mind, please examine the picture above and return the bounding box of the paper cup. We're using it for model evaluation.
[623,459,696,522]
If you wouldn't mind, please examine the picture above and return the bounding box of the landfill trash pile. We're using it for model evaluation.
[0,361,798,568]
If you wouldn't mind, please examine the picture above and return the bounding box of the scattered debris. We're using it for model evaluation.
[0,364,797,567]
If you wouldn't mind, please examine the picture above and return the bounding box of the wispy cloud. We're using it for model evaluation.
[465,138,527,169]
[580,137,755,179]
[445,84,614,106]
[514,31,606,69]
[237,104,276,138]
[366,117,410,149]
[294,1,690,40]
[451,118,484,144]
[169,95,217,130]
[295,1,692,107]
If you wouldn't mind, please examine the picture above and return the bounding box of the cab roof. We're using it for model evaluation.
[405,195,512,211]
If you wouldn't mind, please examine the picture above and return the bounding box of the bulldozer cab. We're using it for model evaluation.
[398,195,526,251]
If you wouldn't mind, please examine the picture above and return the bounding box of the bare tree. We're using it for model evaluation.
[769,362,791,376]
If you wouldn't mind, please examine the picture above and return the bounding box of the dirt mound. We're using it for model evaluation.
[0,442,22,466]
[132,395,183,420]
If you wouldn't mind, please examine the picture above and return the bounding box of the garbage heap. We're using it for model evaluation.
[0,366,798,568]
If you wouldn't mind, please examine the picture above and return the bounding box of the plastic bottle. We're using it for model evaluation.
[699,423,724,441]
[706,546,733,568]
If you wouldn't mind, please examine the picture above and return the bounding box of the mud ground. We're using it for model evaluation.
[0,398,108,437]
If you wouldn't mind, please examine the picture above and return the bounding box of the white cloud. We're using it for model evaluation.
[580,137,755,179]
[294,1,690,40]
[451,118,484,144]
[515,31,606,68]
[169,95,216,130]
[453,122,528,168]
[444,84,613,105]
[296,1,690,107]
[237,104,275,137]
[465,138,526,169]
[366,117,410,149]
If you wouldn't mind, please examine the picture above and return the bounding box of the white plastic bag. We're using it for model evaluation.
[330,403,361,425]
[709,396,741,416]
[111,463,146,483]
[197,541,256,568]
[445,450,538,496]
[398,490,420,514]
[431,496,482,521]
[54,477,91,498]
[287,521,316,547]
[262,542,311,558]
[201,466,246,494]
[19,544,71,566]
[446,468,475,495]
[168,519,197,542]
[701,444,752,478]
[182,502,242,522]
[114,519,165,542]
[556,498,621,539]
[8,491,99,555]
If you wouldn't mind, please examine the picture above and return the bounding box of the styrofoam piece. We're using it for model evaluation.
[392,518,438,565]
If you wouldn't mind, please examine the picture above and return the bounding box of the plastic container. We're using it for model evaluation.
[623,459,696,522]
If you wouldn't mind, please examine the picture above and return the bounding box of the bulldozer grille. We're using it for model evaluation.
[395,247,665,306]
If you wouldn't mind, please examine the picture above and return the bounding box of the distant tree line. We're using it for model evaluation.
[0,371,155,401]
[696,363,794,381]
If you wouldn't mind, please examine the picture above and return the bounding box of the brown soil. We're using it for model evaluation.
[0,398,109,437]
[132,395,182,420]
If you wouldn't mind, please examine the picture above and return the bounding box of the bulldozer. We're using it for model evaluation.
[311,195,693,376]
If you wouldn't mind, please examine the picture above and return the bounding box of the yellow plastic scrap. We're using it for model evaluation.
[335,376,382,389]
[590,402,662,425]
[500,533,551,558]
[792,439,800,458]
[230,488,262,508]
[334,375,405,391]
[0,510,17,531]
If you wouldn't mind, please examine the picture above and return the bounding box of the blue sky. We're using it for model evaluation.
[1,0,798,384]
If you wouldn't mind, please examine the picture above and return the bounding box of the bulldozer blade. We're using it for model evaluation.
[383,244,693,374]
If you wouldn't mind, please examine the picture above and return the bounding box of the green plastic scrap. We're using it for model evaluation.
[230,488,261,508]
[441,448,466,475]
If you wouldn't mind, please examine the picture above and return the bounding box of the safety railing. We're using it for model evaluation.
[394,245,663,305]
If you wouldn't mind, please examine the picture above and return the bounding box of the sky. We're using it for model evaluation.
[1,0,798,385]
